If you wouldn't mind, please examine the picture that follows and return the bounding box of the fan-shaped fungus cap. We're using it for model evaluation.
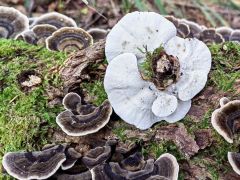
[2,144,66,180]
[0,6,29,38]
[104,12,211,129]
[31,12,77,28]
[15,30,37,44]
[87,28,108,41]
[56,92,112,136]
[57,171,92,180]
[32,24,57,46]
[216,27,233,41]
[211,97,240,143]
[120,152,145,171]
[179,19,204,38]
[82,146,111,169]
[199,28,224,44]
[154,153,179,180]
[165,16,190,38]
[230,30,240,42]
[146,175,170,180]
[46,27,93,52]
[228,152,240,175]
[62,147,82,170]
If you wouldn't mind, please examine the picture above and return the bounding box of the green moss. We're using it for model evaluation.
[81,80,107,106]
[209,42,240,92]
[0,39,67,174]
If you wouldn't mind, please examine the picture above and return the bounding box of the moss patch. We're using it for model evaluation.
[0,39,67,174]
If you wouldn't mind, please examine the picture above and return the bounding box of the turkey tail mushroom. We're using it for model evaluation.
[0,6,29,38]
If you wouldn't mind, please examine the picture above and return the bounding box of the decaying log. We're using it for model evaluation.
[60,40,105,89]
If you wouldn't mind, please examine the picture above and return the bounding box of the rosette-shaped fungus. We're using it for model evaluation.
[0,6,29,38]
[46,27,93,52]
[104,12,211,129]
[2,145,66,179]
[56,92,112,136]
[91,153,179,180]
[228,152,240,175]
[211,97,240,143]
[31,12,77,28]
[61,147,82,170]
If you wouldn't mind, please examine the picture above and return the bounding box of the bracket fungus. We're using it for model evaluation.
[228,152,240,175]
[198,28,225,44]
[2,144,66,180]
[0,6,29,38]
[90,152,179,180]
[216,27,233,41]
[30,12,77,28]
[61,147,82,170]
[87,28,108,41]
[104,11,211,129]
[82,145,112,169]
[46,27,93,52]
[56,92,112,136]
[211,97,240,143]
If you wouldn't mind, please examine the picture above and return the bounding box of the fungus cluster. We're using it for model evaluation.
[165,15,240,43]
[211,97,240,175]
[3,140,179,180]
[56,92,112,136]
[0,6,109,52]
[104,12,212,129]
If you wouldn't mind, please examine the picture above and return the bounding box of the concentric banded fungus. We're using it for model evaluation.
[154,153,179,180]
[46,27,93,52]
[57,171,92,180]
[211,97,240,143]
[165,16,190,38]
[56,92,112,136]
[199,28,224,44]
[105,12,211,130]
[228,152,240,175]
[62,147,82,170]
[216,27,233,41]
[87,28,108,41]
[15,30,37,45]
[90,152,179,180]
[82,145,111,169]
[0,6,29,38]
[2,145,66,180]
[31,12,77,28]
[230,30,240,42]
[32,24,57,46]
[179,19,204,38]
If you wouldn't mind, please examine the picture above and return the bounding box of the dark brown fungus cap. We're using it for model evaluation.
[31,12,77,28]
[87,28,108,41]
[179,19,204,38]
[2,145,66,180]
[0,6,29,38]
[56,170,92,180]
[154,153,179,180]
[46,27,93,52]
[91,163,125,180]
[120,152,145,171]
[164,16,190,38]
[61,147,82,170]
[62,92,82,112]
[230,30,240,42]
[82,145,111,169]
[32,24,57,46]
[216,27,233,41]
[57,92,112,136]
[228,152,240,175]
[198,28,224,44]
[211,97,240,143]
[15,30,37,45]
